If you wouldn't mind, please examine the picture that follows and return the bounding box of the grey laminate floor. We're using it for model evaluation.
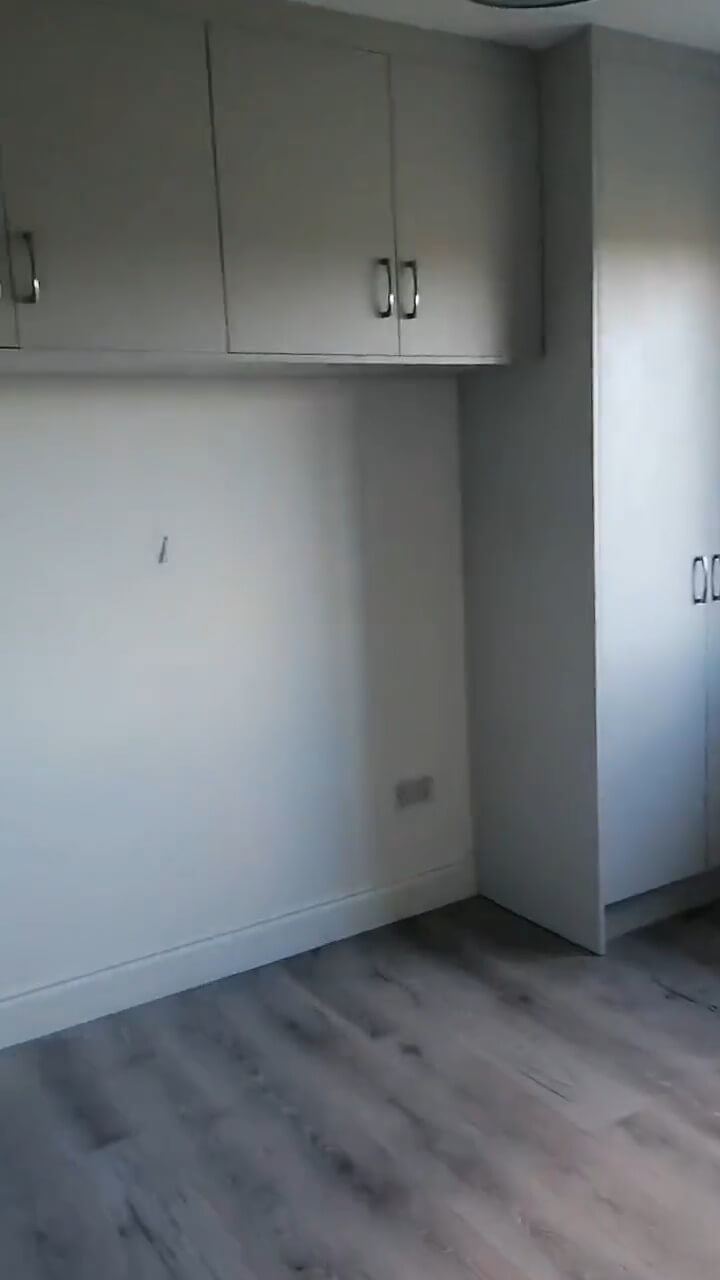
[3,898,720,1279]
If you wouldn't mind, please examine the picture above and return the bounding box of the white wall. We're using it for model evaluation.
[0,374,472,1045]
[460,35,603,953]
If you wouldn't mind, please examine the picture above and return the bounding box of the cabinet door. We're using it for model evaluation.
[0,202,17,348]
[595,56,720,902]
[0,2,225,353]
[706,441,720,867]
[210,31,398,357]
[392,55,541,361]
[708,576,720,867]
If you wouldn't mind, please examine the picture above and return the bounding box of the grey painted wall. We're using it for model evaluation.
[0,375,471,1008]
[460,35,603,953]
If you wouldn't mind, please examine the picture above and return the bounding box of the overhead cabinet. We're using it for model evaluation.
[0,3,226,353]
[209,34,399,359]
[209,25,541,362]
[0,1,541,364]
[392,57,540,360]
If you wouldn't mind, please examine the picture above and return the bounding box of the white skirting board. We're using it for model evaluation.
[0,857,476,1052]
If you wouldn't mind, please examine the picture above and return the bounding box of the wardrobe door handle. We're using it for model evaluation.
[401,259,419,319]
[712,555,720,602]
[693,555,709,605]
[15,231,39,304]
[375,258,395,319]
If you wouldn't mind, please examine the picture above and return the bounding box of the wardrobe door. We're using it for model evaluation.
[391,53,541,361]
[0,1,225,353]
[595,53,720,901]
[0,198,16,347]
[210,29,399,357]
[705,470,720,867]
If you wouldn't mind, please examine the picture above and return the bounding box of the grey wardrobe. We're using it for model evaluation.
[462,29,720,953]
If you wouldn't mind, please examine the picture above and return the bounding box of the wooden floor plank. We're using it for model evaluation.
[2,897,720,1278]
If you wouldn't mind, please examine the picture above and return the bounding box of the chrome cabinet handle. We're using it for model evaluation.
[16,231,39,304]
[375,258,394,319]
[401,260,419,319]
[712,555,720,602]
[693,555,709,604]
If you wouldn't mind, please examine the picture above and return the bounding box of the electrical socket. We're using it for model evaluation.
[395,775,434,810]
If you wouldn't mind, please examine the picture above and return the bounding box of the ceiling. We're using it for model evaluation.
[289,0,720,53]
